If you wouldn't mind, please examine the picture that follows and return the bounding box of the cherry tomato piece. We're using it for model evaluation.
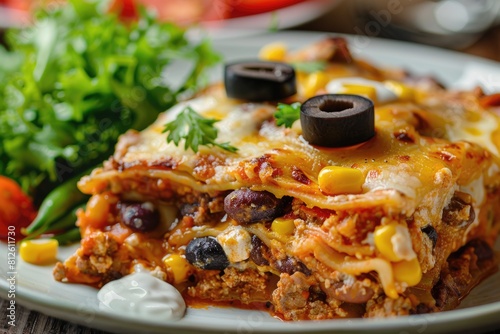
[0,176,37,240]
[108,0,139,22]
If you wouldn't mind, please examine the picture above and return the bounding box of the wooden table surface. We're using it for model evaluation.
[2,1,500,333]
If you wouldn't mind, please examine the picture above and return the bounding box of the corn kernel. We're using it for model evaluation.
[271,218,295,235]
[340,84,378,103]
[384,80,414,101]
[259,42,287,62]
[392,258,422,286]
[304,72,329,98]
[20,239,58,265]
[164,254,191,284]
[318,166,364,196]
[85,194,110,227]
[373,222,402,262]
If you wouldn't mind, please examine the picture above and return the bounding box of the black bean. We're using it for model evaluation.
[274,257,311,276]
[442,195,475,228]
[421,225,438,248]
[329,281,374,304]
[119,202,160,232]
[308,285,327,303]
[250,235,270,266]
[224,188,288,224]
[185,237,229,270]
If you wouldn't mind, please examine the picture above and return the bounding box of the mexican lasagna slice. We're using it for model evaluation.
[54,38,500,319]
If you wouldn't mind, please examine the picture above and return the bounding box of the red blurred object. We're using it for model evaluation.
[138,0,309,23]
[0,176,37,240]
[228,0,307,18]
[108,0,139,22]
[1,0,311,26]
[138,0,231,25]
[114,0,310,25]
[0,0,31,11]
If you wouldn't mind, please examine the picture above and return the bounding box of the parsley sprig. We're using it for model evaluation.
[274,102,301,128]
[163,106,238,153]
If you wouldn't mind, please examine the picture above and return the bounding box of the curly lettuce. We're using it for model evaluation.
[0,0,220,200]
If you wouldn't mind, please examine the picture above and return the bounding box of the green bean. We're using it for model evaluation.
[23,203,86,240]
[51,227,81,245]
[23,168,93,236]
[46,203,86,233]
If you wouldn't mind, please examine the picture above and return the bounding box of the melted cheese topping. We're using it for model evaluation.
[326,77,397,103]
[81,90,499,219]
[448,110,499,156]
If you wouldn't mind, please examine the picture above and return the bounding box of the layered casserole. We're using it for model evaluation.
[54,37,500,319]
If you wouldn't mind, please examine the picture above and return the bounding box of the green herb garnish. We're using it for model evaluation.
[291,61,327,74]
[0,0,220,198]
[163,106,238,153]
[275,102,301,128]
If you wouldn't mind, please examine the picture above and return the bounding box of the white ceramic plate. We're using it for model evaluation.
[2,31,500,334]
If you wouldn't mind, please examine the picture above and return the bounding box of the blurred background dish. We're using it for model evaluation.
[293,0,500,61]
[2,0,499,55]
[351,0,500,50]
[197,0,342,39]
[0,0,342,37]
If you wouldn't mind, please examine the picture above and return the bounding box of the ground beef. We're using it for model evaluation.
[273,272,310,311]
[177,192,227,226]
[432,239,495,311]
[52,262,67,282]
[272,272,340,320]
[53,231,130,286]
[365,295,414,317]
[187,267,271,304]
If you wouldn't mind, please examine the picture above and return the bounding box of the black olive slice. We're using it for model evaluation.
[300,94,375,147]
[224,61,296,102]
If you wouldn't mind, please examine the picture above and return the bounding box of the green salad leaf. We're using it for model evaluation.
[0,0,220,200]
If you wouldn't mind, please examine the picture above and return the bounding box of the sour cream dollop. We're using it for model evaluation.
[97,272,186,321]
